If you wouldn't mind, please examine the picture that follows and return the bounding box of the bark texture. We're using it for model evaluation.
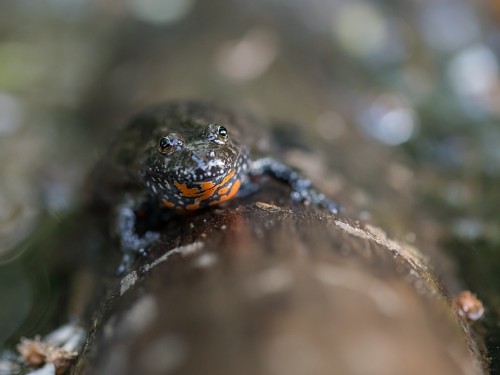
[73,181,486,375]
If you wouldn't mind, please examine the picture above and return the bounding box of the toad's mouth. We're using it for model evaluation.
[169,160,235,184]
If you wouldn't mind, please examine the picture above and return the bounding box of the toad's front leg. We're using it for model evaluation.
[114,194,161,274]
[249,157,340,214]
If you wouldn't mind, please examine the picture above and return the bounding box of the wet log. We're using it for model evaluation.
[72,179,486,375]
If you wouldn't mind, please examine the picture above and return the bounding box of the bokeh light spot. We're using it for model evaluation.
[127,0,194,25]
[332,1,388,59]
[358,94,417,146]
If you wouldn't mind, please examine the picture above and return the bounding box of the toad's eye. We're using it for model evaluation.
[218,125,228,138]
[159,137,172,151]
[205,123,229,144]
[158,133,184,155]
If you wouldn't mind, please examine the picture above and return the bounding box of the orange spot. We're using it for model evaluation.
[163,201,175,208]
[200,181,215,190]
[197,187,217,201]
[210,169,235,194]
[218,186,229,195]
[174,181,200,198]
[186,202,200,210]
[203,171,236,204]
[227,178,241,199]
[209,179,241,206]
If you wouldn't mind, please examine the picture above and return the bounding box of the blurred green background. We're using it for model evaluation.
[0,0,499,371]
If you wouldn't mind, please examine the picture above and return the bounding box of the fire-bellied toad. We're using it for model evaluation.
[90,101,339,273]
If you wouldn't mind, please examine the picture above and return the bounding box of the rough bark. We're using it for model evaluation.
[72,181,486,375]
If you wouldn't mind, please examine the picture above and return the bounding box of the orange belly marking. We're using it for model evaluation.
[209,179,241,206]
[169,169,240,209]
[174,169,236,202]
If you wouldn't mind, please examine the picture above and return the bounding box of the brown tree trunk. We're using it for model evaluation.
[73,182,486,375]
